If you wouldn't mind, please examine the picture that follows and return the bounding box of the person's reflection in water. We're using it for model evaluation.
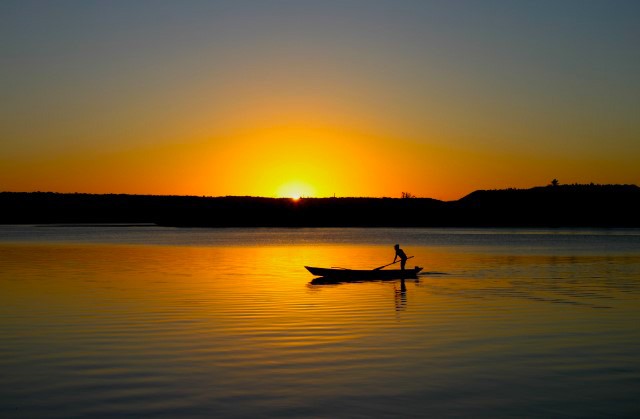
[395,278,407,312]
[393,244,408,270]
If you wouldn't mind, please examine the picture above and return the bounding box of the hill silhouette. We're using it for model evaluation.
[1,184,639,227]
[452,184,639,227]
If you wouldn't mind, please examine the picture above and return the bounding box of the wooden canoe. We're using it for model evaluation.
[305,266,422,282]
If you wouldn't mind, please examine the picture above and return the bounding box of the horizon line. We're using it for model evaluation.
[2,182,638,202]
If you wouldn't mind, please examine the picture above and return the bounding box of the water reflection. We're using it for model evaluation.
[1,231,640,418]
[395,279,407,311]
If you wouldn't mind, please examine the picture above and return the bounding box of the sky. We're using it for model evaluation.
[1,0,639,200]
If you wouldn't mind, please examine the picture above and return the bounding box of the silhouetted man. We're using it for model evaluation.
[393,244,408,270]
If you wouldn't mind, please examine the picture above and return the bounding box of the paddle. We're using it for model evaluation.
[373,256,414,270]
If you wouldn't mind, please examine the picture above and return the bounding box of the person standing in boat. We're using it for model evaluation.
[393,244,408,270]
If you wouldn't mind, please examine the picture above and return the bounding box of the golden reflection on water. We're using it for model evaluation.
[1,240,640,418]
[2,242,638,338]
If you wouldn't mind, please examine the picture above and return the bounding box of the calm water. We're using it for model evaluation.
[1,226,640,418]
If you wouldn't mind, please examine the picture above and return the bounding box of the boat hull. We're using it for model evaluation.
[305,266,422,282]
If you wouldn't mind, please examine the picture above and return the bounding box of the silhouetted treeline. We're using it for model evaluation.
[1,184,639,227]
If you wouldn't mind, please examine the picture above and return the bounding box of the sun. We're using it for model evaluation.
[277,181,315,199]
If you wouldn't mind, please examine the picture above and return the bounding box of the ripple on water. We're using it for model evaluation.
[1,228,640,418]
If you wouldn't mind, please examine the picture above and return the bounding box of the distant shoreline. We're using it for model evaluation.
[34,223,157,228]
[2,184,639,228]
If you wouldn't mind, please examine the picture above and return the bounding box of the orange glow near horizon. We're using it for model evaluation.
[2,77,638,201]
[277,181,315,199]
[1,104,638,202]
[2,121,638,201]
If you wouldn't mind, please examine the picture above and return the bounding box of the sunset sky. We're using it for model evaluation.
[1,1,639,200]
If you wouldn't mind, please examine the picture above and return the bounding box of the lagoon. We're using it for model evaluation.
[1,226,640,417]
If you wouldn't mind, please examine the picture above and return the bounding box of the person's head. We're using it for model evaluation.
[394,244,399,249]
